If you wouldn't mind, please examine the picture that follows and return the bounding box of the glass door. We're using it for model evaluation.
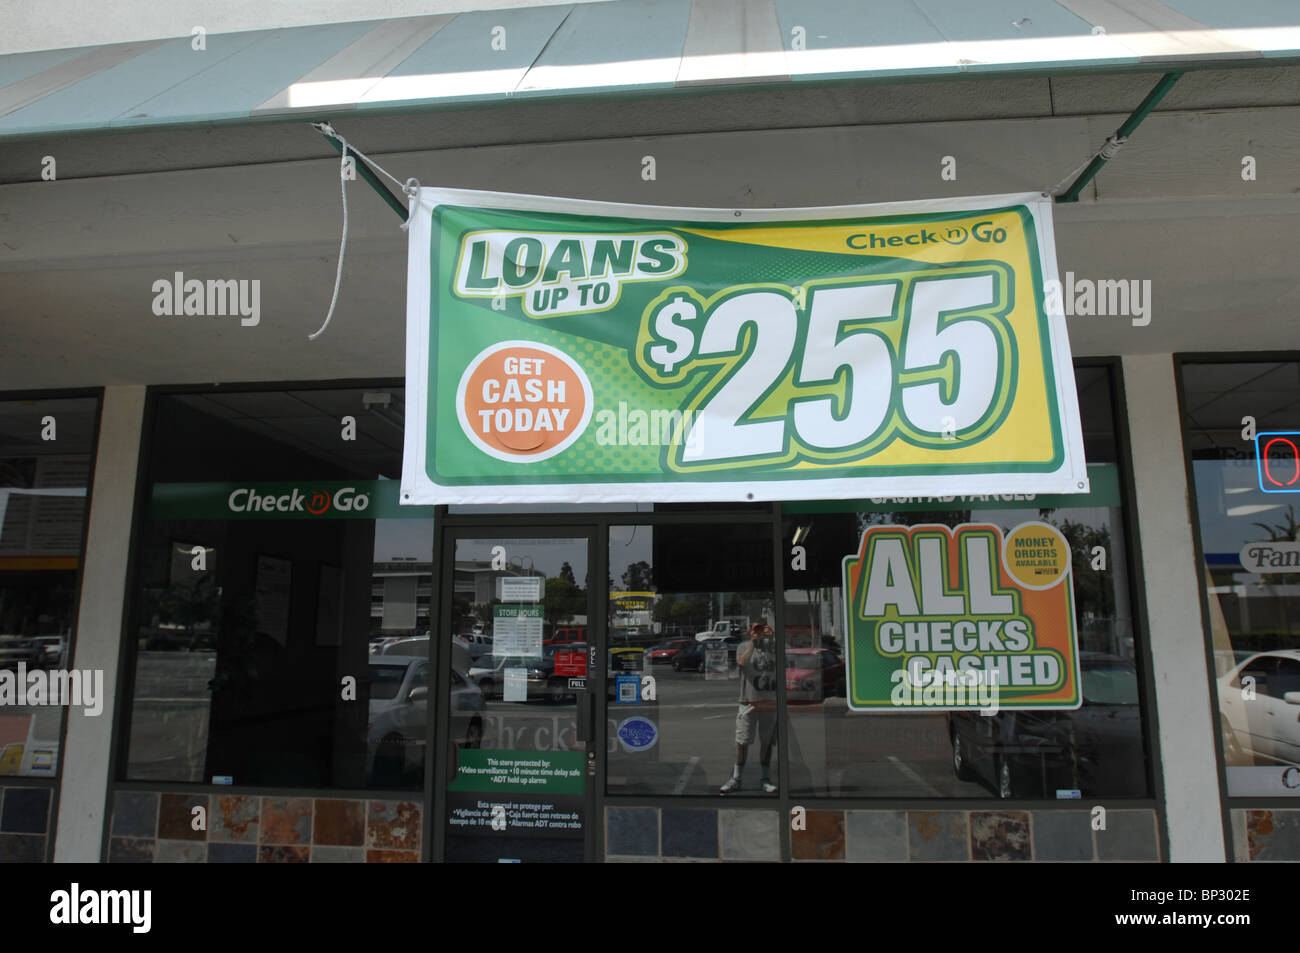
[438,530,598,862]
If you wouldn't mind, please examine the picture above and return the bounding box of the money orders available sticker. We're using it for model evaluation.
[1002,522,1071,590]
[456,341,593,462]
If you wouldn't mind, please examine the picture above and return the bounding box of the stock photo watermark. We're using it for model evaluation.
[0,663,104,717]
[1044,271,1152,326]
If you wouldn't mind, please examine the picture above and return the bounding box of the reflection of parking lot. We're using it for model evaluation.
[470,668,988,798]
[126,652,216,782]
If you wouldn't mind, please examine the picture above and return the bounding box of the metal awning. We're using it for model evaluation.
[0,0,1297,139]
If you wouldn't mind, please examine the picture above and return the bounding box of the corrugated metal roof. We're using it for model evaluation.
[0,0,1296,139]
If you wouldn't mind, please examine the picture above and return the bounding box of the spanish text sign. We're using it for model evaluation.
[842,522,1081,711]
[402,190,1087,504]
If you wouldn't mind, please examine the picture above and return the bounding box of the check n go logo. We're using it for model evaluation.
[227,486,370,514]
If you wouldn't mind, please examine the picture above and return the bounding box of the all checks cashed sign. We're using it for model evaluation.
[842,521,1081,711]
[401,189,1087,504]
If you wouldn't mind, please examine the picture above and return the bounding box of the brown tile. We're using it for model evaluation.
[1247,810,1276,861]
[367,800,421,851]
[791,810,845,860]
[157,794,207,842]
[210,795,259,843]
[366,849,419,863]
[107,837,155,863]
[259,845,310,863]
[971,811,1030,861]
[259,798,312,845]
[313,799,364,846]
[0,833,47,862]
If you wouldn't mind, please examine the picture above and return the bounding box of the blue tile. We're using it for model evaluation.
[908,811,969,861]
[208,842,258,864]
[1,787,50,834]
[662,808,718,858]
[1032,811,1094,861]
[1096,810,1159,861]
[111,792,157,838]
[606,807,658,856]
[846,811,907,862]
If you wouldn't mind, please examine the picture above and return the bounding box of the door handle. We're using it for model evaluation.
[576,689,595,742]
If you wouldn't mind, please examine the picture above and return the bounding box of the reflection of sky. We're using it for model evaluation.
[455,537,589,581]
[373,518,433,562]
[1195,459,1297,555]
[609,525,653,582]
[970,506,1113,537]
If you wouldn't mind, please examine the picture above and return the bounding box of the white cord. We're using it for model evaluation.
[1099,134,1128,159]
[1047,134,1130,197]
[307,122,421,340]
[313,121,419,199]
[308,138,350,341]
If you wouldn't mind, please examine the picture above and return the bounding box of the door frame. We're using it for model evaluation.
[428,522,606,863]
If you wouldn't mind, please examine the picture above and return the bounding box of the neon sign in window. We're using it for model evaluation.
[1256,432,1300,493]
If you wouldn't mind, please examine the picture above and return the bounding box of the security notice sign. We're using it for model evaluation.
[842,521,1081,711]
[402,189,1087,504]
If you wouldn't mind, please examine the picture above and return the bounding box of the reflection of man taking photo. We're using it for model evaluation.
[721,623,778,794]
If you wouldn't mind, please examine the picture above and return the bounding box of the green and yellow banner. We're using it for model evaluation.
[401,190,1087,504]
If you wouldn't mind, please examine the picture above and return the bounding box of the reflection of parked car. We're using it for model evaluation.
[1218,649,1300,766]
[695,620,744,643]
[948,652,1145,798]
[367,658,483,785]
[546,626,586,647]
[648,639,692,664]
[785,648,845,701]
[672,642,706,672]
[0,636,42,668]
[460,632,493,660]
[468,651,558,701]
[34,636,65,668]
[379,636,429,657]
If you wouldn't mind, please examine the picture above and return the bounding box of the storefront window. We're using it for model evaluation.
[780,366,1151,799]
[0,395,99,778]
[607,521,776,796]
[1182,359,1300,797]
[122,387,435,789]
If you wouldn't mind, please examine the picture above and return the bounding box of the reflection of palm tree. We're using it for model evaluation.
[1250,505,1298,586]
[1252,504,1299,543]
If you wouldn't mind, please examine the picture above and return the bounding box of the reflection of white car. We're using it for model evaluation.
[468,651,557,701]
[366,658,483,785]
[34,636,65,668]
[1218,650,1300,765]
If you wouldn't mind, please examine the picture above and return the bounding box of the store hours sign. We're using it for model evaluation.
[401,189,1088,504]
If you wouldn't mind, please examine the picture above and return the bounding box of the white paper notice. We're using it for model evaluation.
[492,605,544,657]
[499,576,543,601]
[504,667,528,702]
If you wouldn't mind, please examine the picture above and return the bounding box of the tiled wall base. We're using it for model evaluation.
[606,807,1160,862]
[107,793,421,863]
[0,784,53,862]
[1231,810,1300,861]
